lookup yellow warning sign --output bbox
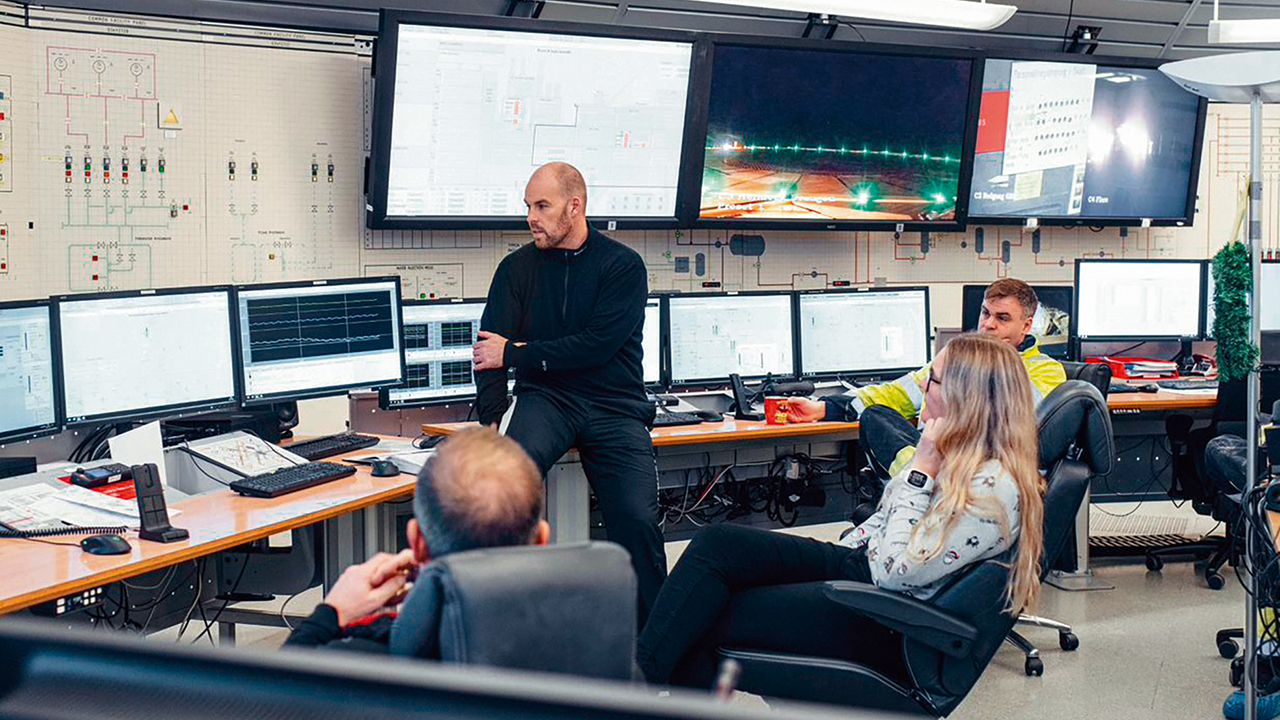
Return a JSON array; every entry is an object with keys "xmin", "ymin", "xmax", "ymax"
[{"xmin": 163, "ymin": 109, "xmax": 179, "ymax": 126}]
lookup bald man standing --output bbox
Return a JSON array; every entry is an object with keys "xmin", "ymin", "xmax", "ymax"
[{"xmin": 472, "ymin": 162, "xmax": 665, "ymax": 624}]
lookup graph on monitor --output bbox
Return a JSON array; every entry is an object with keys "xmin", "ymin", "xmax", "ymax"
[
  {"xmin": 668, "ymin": 294, "xmax": 793, "ymax": 384},
  {"xmin": 237, "ymin": 279, "xmax": 404, "ymax": 404},
  {"xmin": 381, "ymin": 21, "xmax": 693, "ymax": 222},
  {"xmin": 385, "ymin": 300, "xmax": 484, "ymax": 406},
  {"xmin": 245, "ymin": 292, "xmax": 396, "ymax": 364},
  {"xmin": 798, "ymin": 289, "xmax": 929, "ymax": 377}
]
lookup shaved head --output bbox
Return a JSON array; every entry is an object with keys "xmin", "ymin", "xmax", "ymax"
[{"xmin": 524, "ymin": 162, "xmax": 590, "ymax": 250}]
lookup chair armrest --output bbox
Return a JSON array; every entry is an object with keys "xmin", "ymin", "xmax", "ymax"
[{"xmin": 823, "ymin": 581, "xmax": 978, "ymax": 659}]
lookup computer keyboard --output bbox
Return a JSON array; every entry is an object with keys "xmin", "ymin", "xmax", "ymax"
[
  {"xmin": 652, "ymin": 411, "xmax": 705, "ymax": 428},
  {"xmin": 284, "ymin": 432, "xmax": 380, "ymax": 461},
  {"xmin": 229, "ymin": 461, "xmax": 357, "ymax": 498},
  {"xmin": 1107, "ymin": 382, "xmax": 1139, "ymax": 394},
  {"xmin": 1156, "ymin": 379, "xmax": 1219, "ymax": 390}
]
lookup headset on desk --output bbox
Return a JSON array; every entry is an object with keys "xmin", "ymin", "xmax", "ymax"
[{"xmin": 0, "ymin": 524, "xmax": 129, "ymax": 539}]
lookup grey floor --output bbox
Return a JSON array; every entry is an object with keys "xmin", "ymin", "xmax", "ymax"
[{"xmin": 170, "ymin": 509, "xmax": 1247, "ymax": 720}]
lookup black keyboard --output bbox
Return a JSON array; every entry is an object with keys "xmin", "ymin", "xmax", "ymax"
[
  {"xmin": 229, "ymin": 461, "xmax": 357, "ymax": 498},
  {"xmin": 652, "ymin": 411, "xmax": 705, "ymax": 428},
  {"xmin": 284, "ymin": 432, "xmax": 379, "ymax": 461},
  {"xmin": 1157, "ymin": 379, "xmax": 1219, "ymax": 390}
]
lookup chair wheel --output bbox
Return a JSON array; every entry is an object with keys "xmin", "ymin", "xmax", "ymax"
[
  {"xmin": 1220, "ymin": 639, "xmax": 1240, "ymax": 659},
  {"xmin": 1232, "ymin": 656, "xmax": 1245, "ymax": 686},
  {"xmin": 1207, "ymin": 571, "xmax": 1226, "ymax": 591},
  {"xmin": 1025, "ymin": 657, "xmax": 1044, "ymax": 676},
  {"xmin": 1146, "ymin": 555, "xmax": 1163, "ymax": 572},
  {"xmin": 1059, "ymin": 632, "xmax": 1079, "ymax": 651}
]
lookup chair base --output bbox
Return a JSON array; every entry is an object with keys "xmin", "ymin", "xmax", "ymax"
[
  {"xmin": 1004, "ymin": 616, "xmax": 1080, "ymax": 677},
  {"xmin": 1144, "ymin": 538, "xmax": 1230, "ymax": 590}
]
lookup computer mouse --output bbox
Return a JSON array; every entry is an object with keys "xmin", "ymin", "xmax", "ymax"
[
  {"xmin": 693, "ymin": 409, "xmax": 724, "ymax": 423},
  {"xmin": 370, "ymin": 459, "xmax": 400, "ymax": 477},
  {"xmin": 81, "ymin": 533, "xmax": 131, "ymax": 556},
  {"xmin": 1139, "ymin": 384, "xmax": 1160, "ymax": 393}
]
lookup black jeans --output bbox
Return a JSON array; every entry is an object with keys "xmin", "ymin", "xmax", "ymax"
[
  {"xmin": 504, "ymin": 389, "xmax": 667, "ymax": 626},
  {"xmin": 860, "ymin": 405, "xmax": 922, "ymax": 481},
  {"xmin": 636, "ymin": 523, "xmax": 901, "ymax": 689}
]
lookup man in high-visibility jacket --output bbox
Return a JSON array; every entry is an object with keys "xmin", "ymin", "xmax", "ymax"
[{"xmin": 788, "ymin": 278, "xmax": 1066, "ymax": 478}]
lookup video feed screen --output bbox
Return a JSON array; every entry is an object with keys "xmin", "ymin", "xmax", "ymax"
[
  {"xmin": 969, "ymin": 60, "xmax": 1201, "ymax": 221},
  {"xmin": 698, "ymin": 45, "xmax": 973, "ymax": 224}
]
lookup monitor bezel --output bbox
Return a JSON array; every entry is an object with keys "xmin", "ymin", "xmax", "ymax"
[
  {"xmin": 966, "ymin": 50, "xmax": 1209, "ymax": 228},
  {"xmin": 1073, "ymin": 258, "xmax": 1206, "ymax": 342},
  {"xmin": 366, "ymin": 10, "xmax": 709, "ymax": 231},
  {"xmin": 689, "ymin": 33, "xmax": 983, "ymax": 232},
  {"xmin": 51, "ymin": 285, "xmax": 241, "ymax": 427},
  {"xmin": 664, "ymin": 289, "xmax": 798, "ymax": 389},
  {"xmin": 0, "ymin": 299, "xmax": 63, "ymax": 444},
  {"xmin": 794, "ymin": 285, "xmax": 932, "ymax": 380},
  {"xmin": 379, "ymin": 296, "xmax": 486, "ymax": 410},
  {"xmin": 234, "ymin": 276, "xmax": 407, "ymax": 406}
]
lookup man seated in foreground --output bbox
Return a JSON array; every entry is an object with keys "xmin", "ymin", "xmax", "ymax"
[{"xmin": 284, "ymin": 427, "xmax": 549, "ymax": 649}]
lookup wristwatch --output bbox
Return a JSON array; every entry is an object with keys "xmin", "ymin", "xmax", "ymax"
[{"xmin": 906, "ymin": 469, "xmax": 932, "ymax": 489}]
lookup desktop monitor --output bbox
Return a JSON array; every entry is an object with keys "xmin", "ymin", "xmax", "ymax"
[
  {"xmin": 0, "ymin": 300, "xmax": 61, "ymax": 443},
  {"xmin": 1074, "ymin": 259, "xmax": 1204, "ymax": 340},
  {"xmin": 381, "ymin": 299, "xmax": 484, "ymax": 408},
  {"xmin": 368, "ymin": 11, "xmax": 703, "ymax": 230},
  {"xmin": 796, "ymin": 288, "xmax": 930, "ymax": 378},
  {"xmin": 667, "ymin": 292, "xmax": 794, "ymax": 385},
  {"xmin": 235, "ymin": 278, "xmax": 405, "ymax": 405},
  {"xmin": 968, "ymin": 56, "xmax": 1206, "ymax": 226},
  {"xmin": 54, "ymin": 287, "xmax": 239, "ymax": 426},
  {"xmin": 961, "ymin": 284, "xmax": 1074, "ymax": 359},
  {"xmin": 642, "ymin": 297, "xmax": 662, "ymax": 387},
  {"xmin": 695, "ymin": 39, "xmax": 979, "ymax": 230}
]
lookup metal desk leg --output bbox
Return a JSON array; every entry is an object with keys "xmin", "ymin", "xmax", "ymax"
[
  {"xmin": 218, "ymin": 619, "xmax": 236, "ymax": 646},
  {"xmin": 545, "ymin": 459, "xmax": 589, "ymax": 544},
  {"xmin": 1046, "ymin": 484, "xmax": 1115, "ymax": 591}
]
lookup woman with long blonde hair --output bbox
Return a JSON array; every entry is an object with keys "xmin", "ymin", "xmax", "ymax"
[{"xmin": 637, "ymin": 333, "xmax": 1045, "ymax": 688}]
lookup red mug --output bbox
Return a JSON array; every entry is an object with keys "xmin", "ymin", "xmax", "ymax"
[{"xmin": 764, "ymin": 397, "xmax": 790, "ymax": 425}]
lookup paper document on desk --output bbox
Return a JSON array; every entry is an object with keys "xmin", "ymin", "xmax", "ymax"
[
  {"xmin": 109, "ymin": 421, "xmax": 168, "ymax": 486},
  {"xmin": 29, "ymin": 484, "xmax": 180, "ymax": 527},
  {"xmin": 0, "ymin": 485, "xmax": 64, "ymax": 531}
]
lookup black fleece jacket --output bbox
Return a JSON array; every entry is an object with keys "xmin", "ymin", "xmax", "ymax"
[{"xmin": 475, "ymin": 226, "xmax": 653, "ymax": 426}]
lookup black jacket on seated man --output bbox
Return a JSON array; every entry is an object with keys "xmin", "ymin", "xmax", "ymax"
[{"xmin": 284, "ymin": 427, "xmax": 550, "ymax": 651}]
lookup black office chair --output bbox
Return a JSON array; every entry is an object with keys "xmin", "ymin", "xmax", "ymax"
[
  {"xmin": 389, "ymin": 542, "xmax": 638, "ymax": 681},
  {"xmin": 1061, "ymin": 360, "xmax": 1112, "ymax": 397},
  {"xmin": 1144, "ymin": 377, "xmax": 1248, "ymax": 589},
  {"xmin": 718, "ymin": 381, "xmax": 1113, "ymax": 715}
]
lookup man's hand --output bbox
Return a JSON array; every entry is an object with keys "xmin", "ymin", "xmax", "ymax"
[
  {"xmin": 472, "ymin": 331, "xmax": 509, "ymax": 371},
  {"xmin": 786, "ymin": 397, "xmax": 826, "ymax": 424},
  {"xmin": 912, "ymin": 418, "xmax": 948, "ymax": 478},
  {"xmin": 323, "ymin": 550, "xmax": 416, "ymax": 627}
]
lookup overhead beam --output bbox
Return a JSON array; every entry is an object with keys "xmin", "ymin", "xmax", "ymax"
[{"xmin": 1159, "ymin": 0, "xmax": 1204, "ymax": 57}]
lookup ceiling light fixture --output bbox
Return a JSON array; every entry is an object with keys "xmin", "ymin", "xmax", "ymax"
[
  {"xmin": 1208, "ymin": 0, "xmax": 1280, "ymax": 44},
  {"xmin": 702, "ymin": 0, "xmax": 1017, "ymax": 31}
]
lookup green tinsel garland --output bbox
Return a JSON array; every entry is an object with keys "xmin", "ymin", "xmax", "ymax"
[{"xmin": 1212, "ymin": 241, "xmax": 1259, "ymax": 381}]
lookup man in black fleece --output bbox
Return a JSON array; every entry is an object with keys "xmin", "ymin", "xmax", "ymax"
[{"xmin": 471, "ymin": 162, "xmax": 666, "ymax": 624}]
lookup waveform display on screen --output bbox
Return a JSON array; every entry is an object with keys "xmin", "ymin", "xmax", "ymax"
[
  {"xmin": 699, "ymin": 45, "xmax": 973, "ymax": 223},
  {"xmin": 247, "ymin": 292, "xmax": 396, "ymax": 363}
]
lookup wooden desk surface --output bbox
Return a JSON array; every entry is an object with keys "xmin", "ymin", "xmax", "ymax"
[
  {"xmin": 0, "ymin": 436, "xmax": 415, "ymax": 615},
  {"xmin": 420, "ymin": 419, "xmax": 861, "ymax": 448},
  {"xmin": 1105, "ymin": 389, "xmax": 1218, "ymax": 412}
]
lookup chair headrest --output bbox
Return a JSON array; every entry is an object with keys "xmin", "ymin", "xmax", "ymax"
[
  {"xmin": 1037, "ymin": 380, "xmax": 1115, "ymax": 476},
  {"xmin": 388, "ymin": 542, "xmax": 637, "ymax": 681},
  {"xmin": 1060, "ymin": 361, "xmax": 1112, "ymax": 396}
]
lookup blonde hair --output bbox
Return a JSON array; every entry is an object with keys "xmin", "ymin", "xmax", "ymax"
[{"xmin": 907, "ymin": 333, "xmax": 1045, "ymax": 613}]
